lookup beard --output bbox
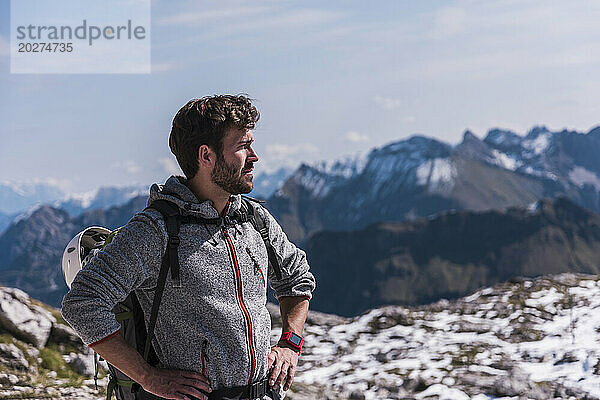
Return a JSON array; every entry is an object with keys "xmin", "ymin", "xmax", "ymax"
[{"xmin": 211, "ymin": 153, "xmax": 253, "ymax": 195}]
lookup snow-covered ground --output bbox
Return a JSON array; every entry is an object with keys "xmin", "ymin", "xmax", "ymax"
[{"xmin": 282, "ymin": 273, "xmax": 600, "ymax": 400}]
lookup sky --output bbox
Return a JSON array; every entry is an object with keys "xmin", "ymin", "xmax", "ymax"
[{"xmin": 1, "ymin": 0, "xmax": 600, "ymax": 193}]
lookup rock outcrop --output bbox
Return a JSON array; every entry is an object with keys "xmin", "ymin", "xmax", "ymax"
[
  {"xmin": 0, "ymin": 286, "xmax": 105, "ymax": 399},
  {"xmin": 0, "ymin": 287, "xmax": 55, "ymax": 348}
]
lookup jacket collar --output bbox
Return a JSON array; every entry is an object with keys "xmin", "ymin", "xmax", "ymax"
[{"xmin": 147, "ymin": 175, "xmax": 242, "ymax": 219}]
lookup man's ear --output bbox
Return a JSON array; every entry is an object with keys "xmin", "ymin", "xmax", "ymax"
[{"xmin": 198, "ymin": 145, "xmax": 214, "ymax": 168}]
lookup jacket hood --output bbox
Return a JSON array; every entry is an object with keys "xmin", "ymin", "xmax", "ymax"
[{"xmin": 147, "ymin": 175, "xmax": 242, "ymax": 219}]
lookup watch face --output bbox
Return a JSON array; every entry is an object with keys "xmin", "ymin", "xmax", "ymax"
[{"xmin": 289, "ymin": 333, "xmax": 302, "ymax": 346}]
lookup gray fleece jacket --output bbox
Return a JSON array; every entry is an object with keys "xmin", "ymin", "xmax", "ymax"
[{"xmin": 61, "ymin": 175, "xmax": 316, "ymax": 390}]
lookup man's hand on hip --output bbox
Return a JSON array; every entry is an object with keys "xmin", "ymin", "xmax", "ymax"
[
  {"xmin": 140, "ymin": 367, "xmax": 212, "ymax": 400},
  {"xmin": 89, "ymin": 333, "xmax": 211, "ymax": 400},
  {"xmin": 267, "ymin": 345, "xmax": 299, "ymax": 391}
]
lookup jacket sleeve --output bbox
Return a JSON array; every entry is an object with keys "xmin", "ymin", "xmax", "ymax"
[
  {"xmin": 61, "ymin": 211, "xmax": 166, "ymax": 346},
  {"xmin": 259, "ymin": 206, "xmax": 316, "ymax": 300}
]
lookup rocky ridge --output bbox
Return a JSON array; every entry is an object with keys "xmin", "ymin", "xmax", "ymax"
[
  {"xmin": 3, "ymin": 274, "xmax": 600, "ymax": 399},
  {"xmin": 283, "ymin": 273, "xmax": 600, "ymax": 400},
  {"xmin": 0, "ymin": 286, "xmax": 106, "ymax": 399}
]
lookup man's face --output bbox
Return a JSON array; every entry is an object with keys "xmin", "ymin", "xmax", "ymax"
[{"xmin": 211, "ymin": 127, "xmax": 259, "ymax": 195}]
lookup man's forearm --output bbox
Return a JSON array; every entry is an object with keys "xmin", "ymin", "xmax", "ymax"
[
  {"xmin": 91, "ymin": 332, "xmax": 211, "ymax": 399},
  {"xmin": 268, "ymin": 296, "xmax": 309, "ymax": 389},
  {"xmin": 90, "ymin": 332, "xmax": 153, "ymax": 384},
  {"xmin": 278, "ymin": 296, "xmax": 309, "ymax": 335}
]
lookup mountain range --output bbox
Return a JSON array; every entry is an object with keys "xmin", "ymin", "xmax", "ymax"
[
  {"xmin": 0, "ymin": 168, "xmax": 289, "ymax": 234},
  {"xmin": 305, "ymin": 196, "xmax": 600, "ymax": 316},
  {"xmin": 0, "ymin": 197, "xmax": 148, "ymax": 307},
  {"xmin": 1, "ymin": 189, "xmax": 598, "ymax": 317},
  {"xmin": 268, "ymin": 125, "xmax": 600, "ymax": 243},
  {"xmin": 3, "ymin": 124, "xmax": 600, "ymax": 315},
  {"xmin": 0, "ymin": 184, "xmax": 149, "ymax": 234}
]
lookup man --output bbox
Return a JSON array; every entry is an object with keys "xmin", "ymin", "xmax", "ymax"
[{"xmin": 61, "ymin": 95, "xmax": 316, "ymax": 400}]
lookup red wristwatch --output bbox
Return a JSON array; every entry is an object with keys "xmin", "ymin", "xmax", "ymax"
[{"xmin": 279, "ymin": 331, "xmax": 304, "ymax": 353}]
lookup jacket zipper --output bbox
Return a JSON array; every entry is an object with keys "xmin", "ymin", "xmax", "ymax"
[{"xmin": 222, "ymin": 227, "xmax": 256, "ymax": 385}]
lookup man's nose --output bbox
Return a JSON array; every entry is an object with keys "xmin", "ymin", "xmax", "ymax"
[{"xmin": 248, "ymin": 146, "xmax": 259, "ymax": 162}]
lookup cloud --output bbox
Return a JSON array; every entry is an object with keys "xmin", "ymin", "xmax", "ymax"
[
  {"xmin": 158, "ymin": 6, "xmax": 271, "ymax": 26},
  {"xmin": 159, "ymin": 157, "xmax": 181, "ymax": 175},
  {"xmin": 114, "ymin": 160, "xmax": 141, "ymax": 174},
  {"xmin": 228, "ymin": 9, "xmax": 342, "ymax": 34},
  {"xmin": 256, "ymin": 143, "xmax": 319, "ymax": 174},
  {"xmin": 374, "ymin": 96, "xmax": 402, "ymax": 110},
  {"xmin": 346, "ymin": 131, "xmax": 369, "ymax": 143},
  {"xmin": 261, "ymin": 143, "xmax": 319, "ymax": 169},
  {"xmin": 0, "ymin": 35, "xmax": 9, "ymax": 57},
  {"xmin": 170, "ymin": 7, "xmax": 344, "ymax": 46},
  {"xmin": 430, "ymin": 6, "xmax": 467, "ymax": 38},
  {"xmin": 265, "ymin": 143, "xmax": 318, "ymax": 159},
  {"xmin": 0, "ymin": 177, "xmax": 74, "ymax": 193}
]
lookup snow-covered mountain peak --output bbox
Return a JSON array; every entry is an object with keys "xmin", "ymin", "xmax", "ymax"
[
  {"xmin": 11, "ymin": 203, "xmax": 46, "ymax": 225},
  {"xmin": 376, "ymin": 135, "xmax": 451, "ymax": 158},
  {"xmin": 525, "ymin": 125, "xmax": 550, "ymax": 139},
  {"xmin": 284, "ymin": 135, "xmax": 458, "ymax": 202},
  {"xmin": 483, "ymin": 128, "xmax": 522, "ymax": 148},
  {"xmin": 56, "ymin": 185, "xmax": 148, "ymax": 216},
  {"xmin": 310, "ymin": 152, "xmax": 369, "ymax": 179},
  {"xmin": 522, "ymin": 127, "xmax": 552, "ymax": 156},
  {"xmin": 288, "ymin": 163, "xmax": 339, "ymax": 199}
]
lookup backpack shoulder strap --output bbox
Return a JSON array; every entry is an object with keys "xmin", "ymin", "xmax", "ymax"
[
  {"xmin": 241, "ymin": 198, "xmax": 283, "ymax": 281},
  {"xmin": 141, "ymin": 200, "xmax": 181, "ymax": 361}
]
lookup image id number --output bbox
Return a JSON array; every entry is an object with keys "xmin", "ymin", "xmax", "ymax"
[{"xmin": 18, "ymin": 43, "xmax": 73, "ymax": 53}]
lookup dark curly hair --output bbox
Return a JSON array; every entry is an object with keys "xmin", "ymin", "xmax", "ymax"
[{"xmin": 169, "ymin": 95, "xmax": 260, "ymax": 179}]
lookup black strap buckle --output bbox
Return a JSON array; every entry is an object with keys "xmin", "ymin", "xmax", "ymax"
[
  {"xmin": 258, "ymin": 227, "xmax": 269, "ymax": 240},
  {"xmin": 235, "ymin": 209, "xmax": 249, "ymax": 223},
  {"xmin": 249, "ymin": 379, "xmax": 267, "ymax": 399}
]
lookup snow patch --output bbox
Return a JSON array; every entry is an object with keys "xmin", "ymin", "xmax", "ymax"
[
  {"xmin": 525, "ymin": 287, "xmax": 563, "ymax": 308},
  {"xmin": 416, "ymin": 158, "xmax": 456, "ymax": 193},
  {"xmin": 297, "ymin": 169, "xmax": 331, "ymax": 198},
  {"xmin": 522, "ymin": 131, "xmax": 551, "ymax": 155},
  {"xmin": 415, "ymin": 384, "xmax": 470, "ymax": 400},
  {"xmin": 312, "ymin": 152, "xmax": 368, "ymax": 179},
  {"xmin": 12, "ymin": 203, "xmax": 44, "ymax": 224},
  {"xmin": 491, "ymin": 150, "xmax": 522, "ymax": 171},
  {"xmin": 293, "ymin": 273, "xmax": 600, "ymax": 399},
  {"xmin": 521, "ymin": 166, "xmax": 558, "ymax": 181},
  {"xmin": 569, "ymin": 166, "xmax": 600, "ymax": 190}
]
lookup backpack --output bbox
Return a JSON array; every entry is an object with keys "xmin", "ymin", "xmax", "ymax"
[{"xmin": 65, "ymin": 197, "xmax": 281, "ymax": 400}]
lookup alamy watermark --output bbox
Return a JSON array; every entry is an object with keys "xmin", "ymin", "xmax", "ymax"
[{"xmin": 11, "ymin": 0, "xmax": 151, "ymax": 74}]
